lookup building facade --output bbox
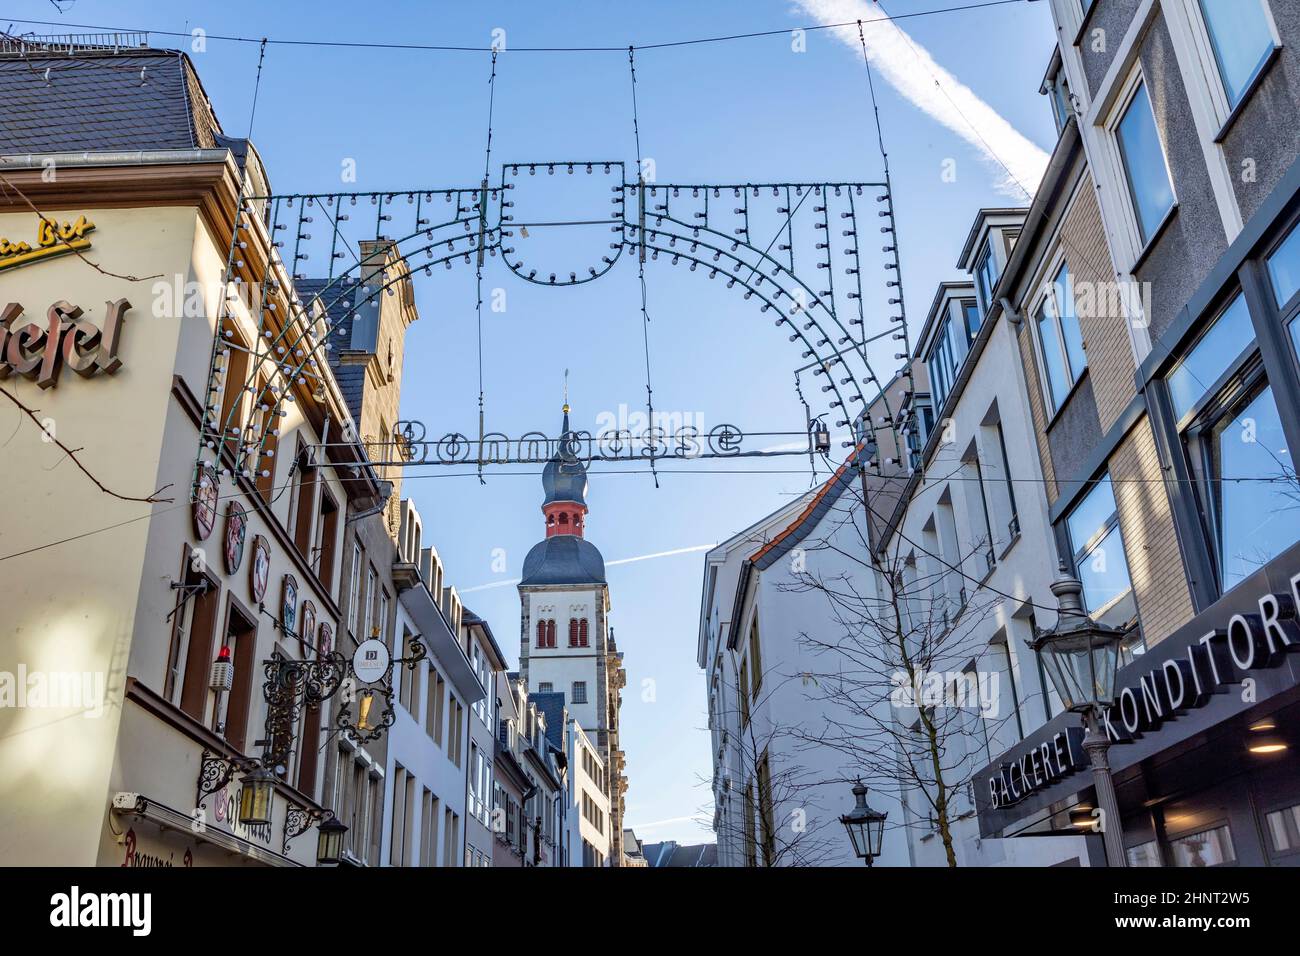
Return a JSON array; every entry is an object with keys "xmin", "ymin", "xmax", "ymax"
[
  {"xmin": 973, "ymin": 0, "xmax": 1300, "ymax": 867},
  {"xmin": 517, "ymin": 403, "xmax": 629, "ymax": 863}
]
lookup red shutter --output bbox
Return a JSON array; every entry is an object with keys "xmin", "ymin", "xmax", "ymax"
[
  {"xmin": 546, "ymin": 620, "xmax": 556, "ymax": 648},
  {"xmin": 569, "ymin": 618, "xmax": 579, "ymax": 647},
  {"xmin": 536, "ymin": 619, "xmax": 546, "ymax": 647},
  {"xmin": 579, "ymin": 618, "xmax": 589, "ymax": 647}
]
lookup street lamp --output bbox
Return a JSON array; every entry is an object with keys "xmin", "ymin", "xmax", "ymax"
[
  {"xmin": 1031, "ymin": 563, "xmax": 1128, "ymax": 867},
  {"xmin": 840, "ymin": 779, "xmax": 887, "ymax": 866},
  {"xmin": 238, "ymin": 767, "xmax": 277, "ymax": 828},
  {"xmin": 316, "ymin": 815, "xmax": 348, "ymax": 866}
]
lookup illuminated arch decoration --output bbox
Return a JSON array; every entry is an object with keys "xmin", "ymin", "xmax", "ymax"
[{"xmin": 192, "ymin": 160, "xmax": 911, "ymax": 497}]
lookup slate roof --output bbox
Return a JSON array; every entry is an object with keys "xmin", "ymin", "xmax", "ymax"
[
  {"xmin": 297, "ymin": 277, "xmax": 366, "ymax": 424},
  {"xmin": 529, "ymin": 691, "xmax": 567, "ymax": 750},
  {"xmin": 520, "ymin": 534, "xmax": 607, "ymax": 587},
  {"xmin": 0, "ymin": 47, "xmax": 221, "ymax": 154},
  {"xmin": 642, "ymin": 841, "xmax": 718, "ymax": 867},
  {"xmin": 749, "ymin": 444, "xmax": 863, "ymax": 571}
]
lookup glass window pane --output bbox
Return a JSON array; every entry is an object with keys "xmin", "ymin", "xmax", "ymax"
[
  {"xmin": 1117, "ymin": 82, "xmax": 1175, "ymax": 245},
  {"xmin": 1077, "ymin": 523, "xmax": 1132, "ymax": 613},
  {"xmin": 1067, "ymin": 475, "xmax": 1118, "ymax": 553},
  {"xmin": 1199, "ymin": 0, "xmax": 1274, "ymax": 107},
  {"xmin": 977, "ymin": 244, "xmax": 1000, "ymax": 314},
  {"xmin": 964, "ymin": 300, "xmax": 982, "ymax": 341},
  {"xmin": 1126, "ymin": 840, "xmax": 1162, "ymax": 867},
  {"xmin": 1211, "ymin": 385, "xmax": 1300, "ymax": 591},
  {"xmin": 1037, "ymin": 303, "xmax": 1070, "ymax": 410},
  {"xmin": 1167, "ymin": 293, "xmax": 1257, "ymax": 421},
  {"xmin": 1054, "ymin": 264, "xmax": 1088, "ymax": 381},
  {"xmin": 1265, "ymin": 804, "xmax": 1300, "ymax": 854},
  {"xmin": 1268, "ymin": 221, "xmax": 1300, "ymax": 308},
  {"xmin": 1170, "ymin": 824, "xmax": 1235, "ymax": 867}
]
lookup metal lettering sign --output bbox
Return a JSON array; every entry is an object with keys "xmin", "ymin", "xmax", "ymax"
[{"xmin": 340, "ymin": 419, "xmax": 830, "ymax": 468}]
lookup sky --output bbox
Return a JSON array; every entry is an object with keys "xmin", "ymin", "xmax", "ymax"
[{"xmin": 7, "ymin": 0, "xmax": 1060, "ymax": 844}]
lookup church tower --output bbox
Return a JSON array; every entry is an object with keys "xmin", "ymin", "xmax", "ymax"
[{"xmin": 519, "ymin": 402, "xmax": 627, "ymax": 865}]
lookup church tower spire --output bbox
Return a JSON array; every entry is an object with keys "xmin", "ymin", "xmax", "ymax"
[{"xmin": 541, "ymin": 396, "xmax": 588, "ymax": 539}]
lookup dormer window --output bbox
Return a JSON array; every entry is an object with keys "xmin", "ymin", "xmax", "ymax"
[{"xmin": 974, "ymin": 241, "xmax": 1001, "ymax": 318}]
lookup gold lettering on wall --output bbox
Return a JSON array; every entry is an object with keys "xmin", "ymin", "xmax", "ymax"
[{"xmin": 0, "ymin": 215, "xmax": 96, "ymax": 271}]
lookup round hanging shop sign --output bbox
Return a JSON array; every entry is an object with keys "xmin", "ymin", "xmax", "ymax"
[
  {"xmin": 192, "ymin": 464, "xmax": 218, "ymax": 541},
  {"xmin": 249, "ymin": 535, "xmax": 271, "ymax": 603},
  {"xmin": 223, "ymin": 502, "xmax": 248, "ymax": 574},
  {"xmin": 352, "ymin": 639, "xmax": 390, "ymax": 685}
]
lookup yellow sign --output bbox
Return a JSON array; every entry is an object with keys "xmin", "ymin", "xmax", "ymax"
[{"xmin": 0, "ymin": 215, "xmax": 96, "ymax": 272}]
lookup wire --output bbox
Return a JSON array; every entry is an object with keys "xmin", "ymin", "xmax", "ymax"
[
  {"xmin": 4, "ymin": 2, "xmax": 1028, "ymax": 55},
  {"xmin": 475, "ymin": 48, "xmax": 499, "ymax": 485},
  {"xmin": 629, "ymin": 45, "xmax": 658, "ymax": 489}
]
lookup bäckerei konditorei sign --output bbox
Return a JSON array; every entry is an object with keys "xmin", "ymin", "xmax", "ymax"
[
  {"xmin": 987, "ymin": 571, "xmax": 1300, "ymax": 810},
  {"xmin": 0, "ymin": 298, "xmax": 129, "ymax": 388}
]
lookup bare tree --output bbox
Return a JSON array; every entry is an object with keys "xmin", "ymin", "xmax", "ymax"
[{"xmin": 783, "ymin": 475, "xmax": 1019, "ymax": 867}]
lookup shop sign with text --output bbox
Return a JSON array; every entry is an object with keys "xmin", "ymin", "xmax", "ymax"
[{"xmin": 0, "ymin": 298, "xmax": 129, "ymax": 388}]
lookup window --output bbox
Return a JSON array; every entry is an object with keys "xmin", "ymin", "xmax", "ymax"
[
  {"xmin": 757, "ymin": 751, "xmax": 776, "ymax": 866},
  {"xmin": 315, "ymin": 490, "xmax": 340, "ymax": 592},
  {"xmin": 962, "ymin": 299, "xmax": 982, "ymax": 342},
  {"xmin": 987, "ymin": 424, "xmax": 1019, "ymax": 538},
  {"xmin": 975, "ymin": 242, "xmax": 1001, "ymax": 318},
  {"xmin": 1200, "ymin": 384, "xmax": 1297, "ymax": 591},
  {"xmin": 538, "ymin": 682, "xmax": 553, "ymax": 693},
  {"xmin": 443, "ymin": 808, "xmax": 459, "ymax": 867},
  {"xmin": 377, "ymin": 585, "xmax": 390, "ymax": 645},
  {"xmin": 1065, "ymin": 476, "xmax": 1133, "ymax": 622},
  {"xmin": 1269, "ymin": 219, "xmax": 1300, "ymax": 310},
  {"xmin": 1170, "ymin": 824, "xmax": 1236, "ymax": 867},
  {"xmin": 291, "ymin": 674, "xmax": 321, "ymax": 782},
  {"xmin": 1168, "ymin": 293, "xmax": 1300, "ymax": 593},
  {"xmin": 743, "ymin": 782, "xmax": 757, "ymax": 867},
  {"xmin": 427, "ymin": 668, "xmax": 445, "ymax": 746},
  {"xmin": 571, "ymin": 681, "xmax": 588, "ymax": 705},
  {"xmin": 252, "ymin": 380, "xmax": 279, "ymax": 503},
  {"xmin": 1035, "ymin": 261, "xmax": 1088, "ymax": 412},
  {"xmin": 448, "ymin": 697, "xmax": 464, "ymax": 766},
  {"xmin": 1115, "ymin": 80, "xmax": 1175, "ymax": 247},
  {"xmin": 568, "ymin": 618, "xmax": 579, "ymax": 647},
  {"xmin": 347, "ymin": 540, "xmax": 364, "ymax": 636},
  {"xmin": 1126, "ymin": 840, "xmax": 1163, "ymax": 867},
  {"xmin": 969, "ymin": 454, "xmax": 997, "ymax": 571},
  {"xmin": 926, "ymin": 300, "xmax": 974, "ymax": 413},
  {"xmin": 1045, "ymin": 67, "xmax": 1073, "ymax": 135},
  {"xmin": 578, "ymin": 618, "xmax": 589, "ymax": 647},
  {"xmin": 421, "ymin": 790, "xmax": 439, "ymax": 866},
  {"xmin": 1197, "ymin": 0, "xmax": 1275, "ymax": 109},
  {"xmin": 748, "ymin": 617, "xmax": 763, "ymax": 697},
  {"xmin": 536, "ymin": 618, "xmax": 556, "ymax": 648},
  {"xmin": 1265, "ymin": 803, "xmax": 1300, "ymax": 854},
  {"xmin": 738, "ymin": 657, "xmax": 751, "ymax": 726},
  {"xmin": 168, "ymin": 558, "xmax": 219, "ymax": 720},
  {"xmin": 1167, "ymin": 293, "xmax": 1256, "ymax": 422},
  {"xmin": 291, "ymin": 443, "xmax": 318, "ymax": 556},
  {"xmin": 363, "ymin": 564, "xmax": 378, "ymax": 637},
  {"xmin": 221, "ymin": 604, "xmax": 259, "ymax": 753}
]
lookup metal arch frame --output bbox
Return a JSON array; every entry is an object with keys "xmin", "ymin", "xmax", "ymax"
[{"xmin": 193, "ymin": 162, "xmax": 908, "ymax": 499}]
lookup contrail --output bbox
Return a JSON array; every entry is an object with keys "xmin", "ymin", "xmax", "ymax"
[
  {"xmin": 793, "ymin": 0, "xmax": 1049, "ymax": 198},
  {"xmin": 457, "ymin": 543, "xmax": 716, "ymax": 593},
  {"xmin": 606, "ymin": 543, "xmax": 716, "ymax": 566}
]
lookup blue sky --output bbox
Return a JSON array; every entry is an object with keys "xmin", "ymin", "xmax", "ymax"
[{"xmin": 11, "ymin": 0, "xmax": 1060, "ymax": 844}]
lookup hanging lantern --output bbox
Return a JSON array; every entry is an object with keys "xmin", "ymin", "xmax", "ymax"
[
  {"xmin": 238, "ymin": 768, "xmax": 277, "ymax": 827},
  {"xmin": 316, "ymin": 815, "xmax": 348, "ymax": 865}
]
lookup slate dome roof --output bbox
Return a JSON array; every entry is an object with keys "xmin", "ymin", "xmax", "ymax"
[
  {"xmin": 542, "ymin": 453, "xmax": 588, "ymax": 506},
  {"xmin": 520, "ymin": 535, "xmax": 606, "ymax": 587}
]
